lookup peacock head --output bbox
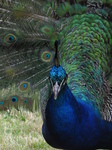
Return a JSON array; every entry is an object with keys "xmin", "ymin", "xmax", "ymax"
[
  {"xmin": 49, "ymin": 40, "xmax": 68, "ymax": 100},
  {"xmin": 49, "ymin": 65, "xmax": 68, "ymax": 100}
]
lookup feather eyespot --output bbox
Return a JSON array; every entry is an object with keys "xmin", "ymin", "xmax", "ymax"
[
  {"xmin": 0, "ymin": 101, "xmax": 4, "ymax": 105},
  {"xmin": 19, "ymin": 81, "xmax": 30, "ymax": 92},
  {"xmin": 4, "ymin": 34, "xmax": 17, "ymax": 44},
  {"xmin": 22, "ymin": 98, "xmax": 33, "ymax": 110},
  {"xmin": 12, "ymin": 96, "xmax": 17, "ymax": 102},
  {"xmin": 41, "ymin": 26, "xmax": 53, "ymax": 35},
  {"xmin": 24, "ymin": 99, "xmax": 28, "ymax": 104},
  {"xmin": 9, "ymin": 95, "xmax": 20, "ymax": 103},
  {"xmin": 41, "ymin": 51, "xmax": 52, "ymax": 62}
]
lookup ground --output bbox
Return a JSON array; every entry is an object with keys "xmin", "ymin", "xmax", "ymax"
[{"xmin": 0, "ymin": 108, "xmax": 59, "ymax": 150}]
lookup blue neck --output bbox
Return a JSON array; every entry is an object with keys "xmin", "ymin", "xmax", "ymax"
[{"xmin": 43, "ymin": 84, "xmax": 112, "ymax": 149}]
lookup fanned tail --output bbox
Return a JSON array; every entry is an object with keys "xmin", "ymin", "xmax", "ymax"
[{"xmin": 0, "ymin": 0, "xmax": 59, "ymax": 111}]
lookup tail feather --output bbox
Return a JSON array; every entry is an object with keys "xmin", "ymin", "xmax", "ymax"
[
  {"xmin": 0, "ymin": 96, "xmax": 34, "ymax": 111},
  {"xmin": 0, "ymin": 0, "xmax": 56, "ymax": 109}
]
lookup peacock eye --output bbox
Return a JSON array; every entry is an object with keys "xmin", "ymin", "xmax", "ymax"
[
  {"xmin": 41, "ymin": 51, "xmax": 52, "ymax": 62},
  {"xmin": 4, "ymin": 34, "xmax": 17, "ymax": 44},
  {"xmin": 24, "ymin": 99, "xmax": 28, "ymax": 104},
  {"xmin": 9, "ymin": 95, "xmax": 20, "ymax": 103},
  {"xmin": 12, "ymin": 96, "xmax": 18, "ymax": 102},
  {"xmin": 19, "ymin": 81, "xmax": 30, "ymax": 92}
]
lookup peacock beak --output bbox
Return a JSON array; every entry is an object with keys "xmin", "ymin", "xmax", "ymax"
[
  {"xmin": 49, "ymin": 75, "xmax": 68, "ymax": 100},
  {"xmin": 53, "ymin": 81, "xmax": 60, "ymax": 100}
]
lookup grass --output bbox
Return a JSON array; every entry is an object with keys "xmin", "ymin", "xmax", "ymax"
[
  {"xmin": 0, "ymin": 108, "xmax": 59, "ymax": 150},
  {"xmin": 0, "ymin": 108, "xmax": 105, "ymax": 150}
]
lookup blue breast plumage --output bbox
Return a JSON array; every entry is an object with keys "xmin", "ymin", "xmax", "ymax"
[{"xmin": 42, "ymin": 65, "xmax": 112, "ymax": 150}]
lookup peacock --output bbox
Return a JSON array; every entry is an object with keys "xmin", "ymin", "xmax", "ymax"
[{"xmin": 0, "ymin": 0, "xmax": 112, "ymax": 149}]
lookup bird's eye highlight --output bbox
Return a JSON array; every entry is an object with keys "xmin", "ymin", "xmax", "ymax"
[
  {"xmin": 41, "ymin": 51, "xmax": 52, "ymax": 62},
  {"xmin": 4, "ymin": 34, "xmax": 17, "ymax": 44}
]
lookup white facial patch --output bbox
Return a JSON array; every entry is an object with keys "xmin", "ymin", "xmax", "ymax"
[{"xmin": 53, "ymin": 81, "xmax": 60, "ymax": 100}]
